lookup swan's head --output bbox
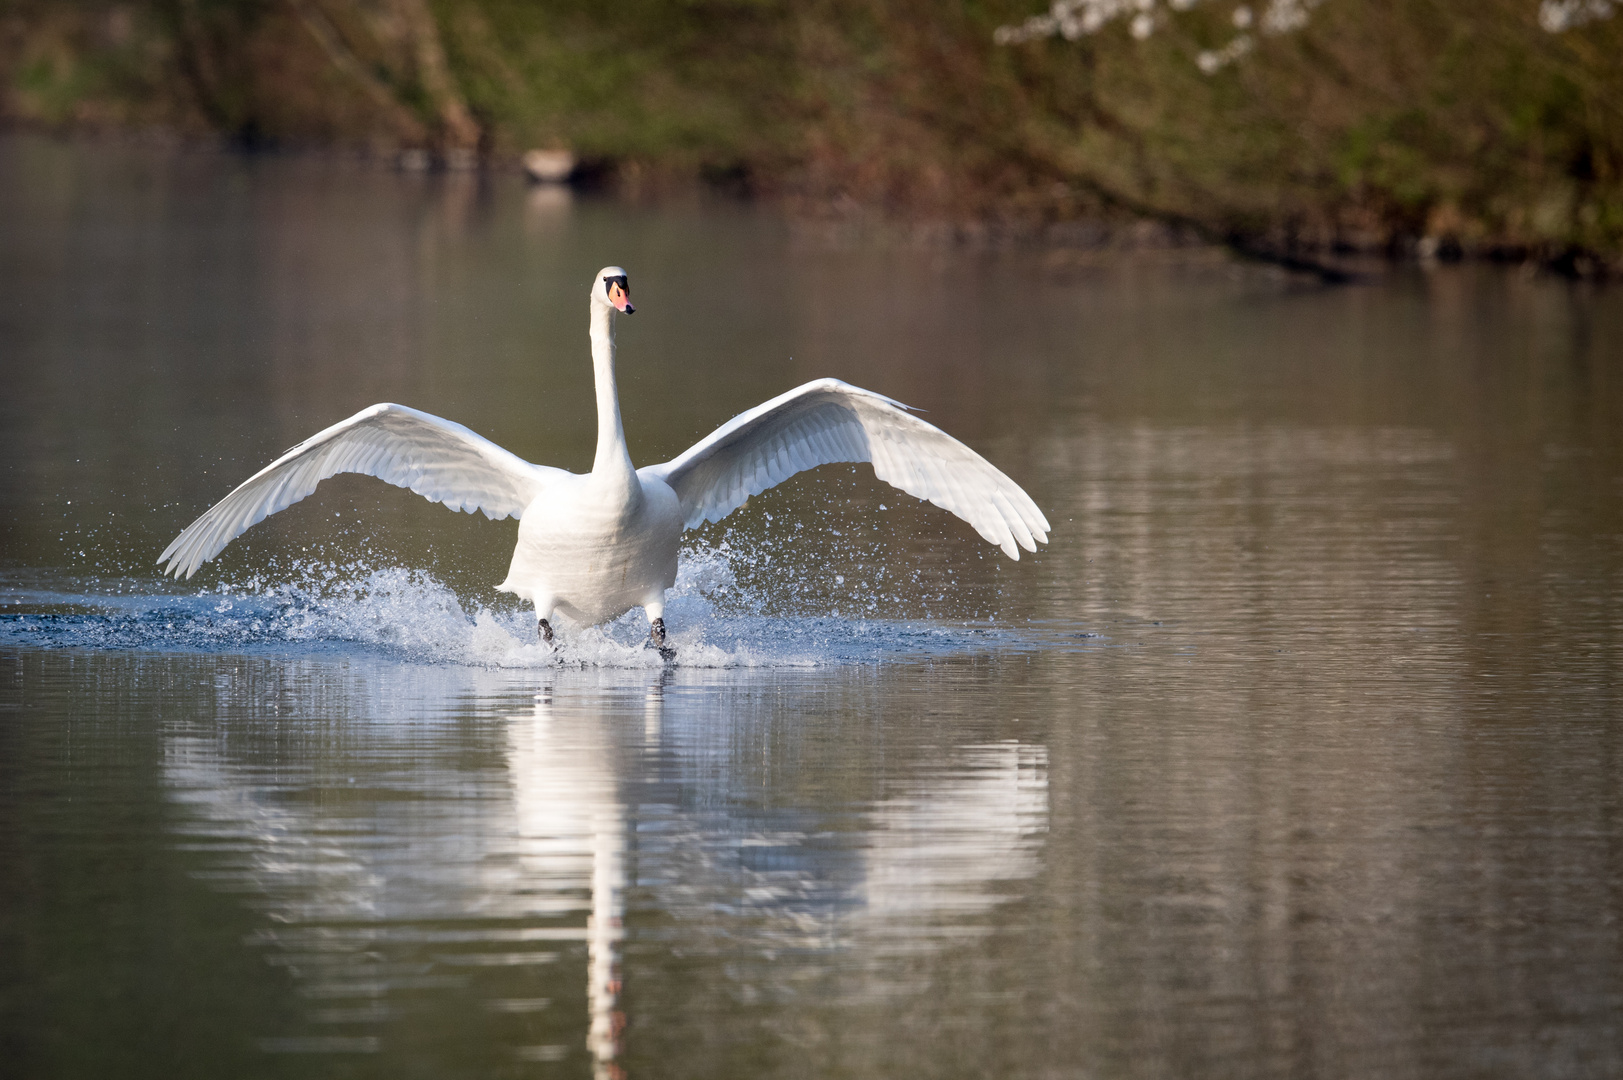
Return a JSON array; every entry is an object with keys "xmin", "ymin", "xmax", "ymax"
[{"xmin": 592, "ymin": 266, "xmax": 634, "ymax": 314}]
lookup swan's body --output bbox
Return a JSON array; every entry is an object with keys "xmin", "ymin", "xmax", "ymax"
[
  {"xmin": 159, "ymin": 267, "xmax": 1050, "ymax": 651},
  {"xmin": 503, "ymin": 464, "xmax": 683, "ymax": 627}
]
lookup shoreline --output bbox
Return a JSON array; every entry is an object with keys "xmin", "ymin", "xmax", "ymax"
[{"xmin": 3, "ymin": 123, "xmax": 1614, "ymax": 284}]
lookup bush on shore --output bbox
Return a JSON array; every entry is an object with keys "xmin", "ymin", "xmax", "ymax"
[{"xmin": 1, "ymin": 0, "xmax": 1618, "ymax": 271}]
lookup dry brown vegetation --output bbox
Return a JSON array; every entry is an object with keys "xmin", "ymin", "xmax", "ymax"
[{"xmin": 2, "ymin": 0, "xmax": 1619, "ymax": 271}]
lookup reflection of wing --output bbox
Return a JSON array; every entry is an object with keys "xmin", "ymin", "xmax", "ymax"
[
  {"xmin": 860, "ymin": 742, "xmax": 1048, "ymax": 929},
  {"xmin": 159, "ymin": 404, "xmax": 564, "ymax": 578},
  {"xmin": 641, "ymin": 379, "xmax": 1050, "ymax": 559},
  {"xmin": 158, "ymin": 661, "xmax": 604, "ymax": 1004},
  {"xmin": 632, "ymin": 733, "xmax": 1049, "ymax": 957}
]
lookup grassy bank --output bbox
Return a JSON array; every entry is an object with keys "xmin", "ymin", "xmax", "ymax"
[{"xmin": 3, "ymin": 0, "xmax": 1620, "ymax": 271}]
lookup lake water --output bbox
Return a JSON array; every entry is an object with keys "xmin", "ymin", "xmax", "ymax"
[{"xmin": 2, "ymin": 134, "xmax": 1621, "ymax": 1079}]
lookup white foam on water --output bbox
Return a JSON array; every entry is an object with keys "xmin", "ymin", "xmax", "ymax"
[{"xmin": 0, "ymin": 543, "xmax": 1011, "ymax": 667}]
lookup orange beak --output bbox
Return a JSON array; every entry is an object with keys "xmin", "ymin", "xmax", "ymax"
[{"xmin": 607, "ymin": 279, "xmax": 635, "ymax": 314}]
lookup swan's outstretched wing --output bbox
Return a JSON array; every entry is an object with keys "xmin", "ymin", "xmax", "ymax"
[
  {"xmin": 641, "ymin": 379, "xmax": 1049, "ymax": 559},
  {"xmin": 158, "ymin": 403, "xmax": 563, "ymax": 578}
]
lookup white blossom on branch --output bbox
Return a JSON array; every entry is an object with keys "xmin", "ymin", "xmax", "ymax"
[
  {"xmin": 995, "ymin": 0, "xmax": 1614, "ymax": 74},
  {"xmin": 1196, "ymin": 32, "xmax": 1253, "ymax": 72},
  {"xmin": 993, "ymin": 0, "xmax": 1320, "ymax": 50},
  {"xmin": 1538, "ymin": 0, "xmax": 1618, "ymax": 31}
]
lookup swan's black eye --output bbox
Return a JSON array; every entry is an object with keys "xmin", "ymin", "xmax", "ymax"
[{"xmin": 603, "ymin": 275, "xmax": 628, "ymax": 296}]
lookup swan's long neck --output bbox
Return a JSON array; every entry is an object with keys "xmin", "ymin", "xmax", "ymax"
[{"xmin": 589, "ymin": 302, "xmax": 635, "ymax": 480}]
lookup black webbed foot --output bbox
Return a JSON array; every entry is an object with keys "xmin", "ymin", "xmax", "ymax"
[
  {"xmin": 646, "ymin": 617, "xmax": 676, "ymax": 662},
  {"xmin": 538, "ymin": 618, "xmax": 554, "ymax": 645}
]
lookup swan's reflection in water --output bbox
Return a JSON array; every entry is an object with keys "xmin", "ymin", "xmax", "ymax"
[
  {"xmin": 506, "ymin": 686, "xmax": 629, "ymax": 1075},
  {"xmin": 162, "ymin": 663, "xmax": 1047, "ymax": 1074}
]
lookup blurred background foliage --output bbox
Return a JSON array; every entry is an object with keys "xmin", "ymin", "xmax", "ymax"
[{"xmin": 1, "ymin": 0, "xmax": 1619, "ymax": 268}]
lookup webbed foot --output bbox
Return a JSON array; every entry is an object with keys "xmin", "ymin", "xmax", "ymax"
[
  {"xmin": 538, "ymin": 618, "xmax": 554, "ymax": 646},
  {"xmin": 646, "ymin": 617, "xmax": 676, "ymax": 662}
]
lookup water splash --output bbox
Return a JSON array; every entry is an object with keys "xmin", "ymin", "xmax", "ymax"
[{"xmin": 0, "ymin": 543, "xmax": 1018, "ymax": 667}]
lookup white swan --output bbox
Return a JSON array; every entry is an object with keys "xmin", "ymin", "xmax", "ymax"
[{"xmin": 158, "ymin": 267, "xmax": 1050, "ymax": 654}]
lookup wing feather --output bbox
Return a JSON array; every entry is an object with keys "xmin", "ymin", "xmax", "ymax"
[
  {"xmin": 641, "ymin": 379, "xmax": 1048, "ymax": 560},
  {"xmin": 158, "ymin": 403, "xmax": 562, "ymax": 579}
]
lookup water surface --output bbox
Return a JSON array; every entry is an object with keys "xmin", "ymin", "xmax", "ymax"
[{"xmin": 2, "ymin": 134, "xmax": 1621, "ymax": 1079}]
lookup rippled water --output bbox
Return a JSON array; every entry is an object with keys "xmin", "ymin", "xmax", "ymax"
[{"xmin": 3, "ymin": 134, "xmax": 1622, "ymax": 1079}]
